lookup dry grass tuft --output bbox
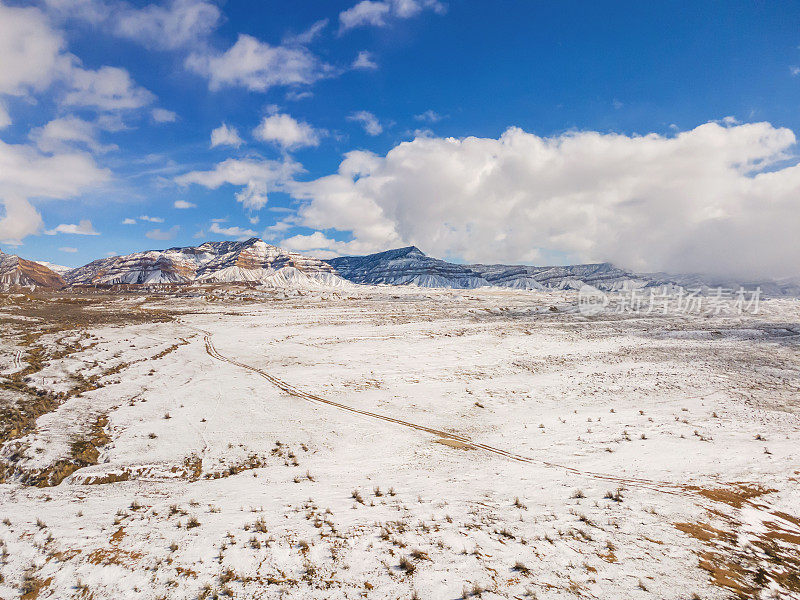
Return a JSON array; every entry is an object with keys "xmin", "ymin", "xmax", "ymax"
[
  {"xmin": 398, "ymin": 556, "xmax": 416, "ymax": 574},
  {"xmin": 513, "ymin": 560, "xmax": 531, "ymax": 574},
  {"xmin": 410, "ymin": 549, "xmax": 430, "ymax": 561}
]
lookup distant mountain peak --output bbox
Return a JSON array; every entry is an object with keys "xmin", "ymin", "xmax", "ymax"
[
  {"xmin": 34, "ymin": 260, "xmax": 72, "ymax": 276},
  {"xmin": 326, "ymin": 249, "xmax": 659, "ymax": 292},
  {"xmin": 327, "ymin": 245, "xmax": 488, "ymax": 289},
  {"xmin": 343, "ymin": 245, "xmax": 427, "ymax": 262}
]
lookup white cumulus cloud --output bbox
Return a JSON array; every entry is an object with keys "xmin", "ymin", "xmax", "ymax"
[
  {"xmin": 45, "ymin": 219, "xmax": 99, "ymax": 235},
  {"xmin": 234, "ymin": 181, "xmax": 269, "ymax": 211},
  {"xmin": 339, "ymin": 1, "xmax": 391, "ymax": 31},
  {"xmin": 0, "ymin": 3, "xmax": 67, "ymax": 96},
  {"xmin": 30, "ymin": 116, "xmax": 117, "ymax": 154},
  {"xmin": 174, "ymin": 200, "xmax": 196, "ymax": 209},
  {"xmin": 176, "ymin": 157, "xmax": 302, "ymax": 213},
  {"xmin": 0, "ymin": 3, "xmax": 154, "ymax": 114},
  {"xmin": 176, "ymin": 157, "xmax": 300, "ymax": 189},
  {"xmin": 280, "ymin": 231, "xmax": 374, "ymax": 259},
  {"xmin": 151, "ymin": 108, "xmax": 177, "ymax": 123},
  {"xmin": 0, "ymin": 139, "xmax": 109, "ymax": 244},
  {"xmin": 253, "ymin": 113, "xmax": 321, "ymax": 150},
  {"xmin": 286, "ymin": 121, "xmax": 800, "ymax": 279},
  {"xmin": 63, "ymin": 65, "xmax": 155, "ymax": 111}
]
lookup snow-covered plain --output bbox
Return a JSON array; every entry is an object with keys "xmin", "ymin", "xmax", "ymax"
[{"xmin": 0, "ymin": 287, "xmax": 799, "ymax": 599}]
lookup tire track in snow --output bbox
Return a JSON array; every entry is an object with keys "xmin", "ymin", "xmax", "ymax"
[{"xmin": 201, "ymin": 331, "xmax": 688, "ymax": 496}]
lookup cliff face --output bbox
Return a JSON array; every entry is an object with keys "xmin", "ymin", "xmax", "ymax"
[
  {"xmin": 327, "ymin": 247, "xmax": 648, "ymax": 291},
  {"xmin": 64, "ymin": 238, "xmax": 345, "ymax": 287},
  {"xmin": 467, "ymin": 262, "xmax": 647, "ymax": 291},
  {"xmin": 20, "ymin": 240, "xmax": 800, "ymax": 295},
  {"xmin": 327, "ymin": 247, "xmax": 800, "ymax": 294},
  {"xmin": 0, "ymin": 251, "xmax": 65, "ymax": 288},
  {"xmin": 328, "ymin": 246, "xmax": 490, "ymax": 289}
]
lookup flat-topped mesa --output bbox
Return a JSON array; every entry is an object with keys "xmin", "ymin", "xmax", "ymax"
[
  {"xmin": 326, "ymin": 246, "xmax": 638, "ymax": 290},
  {"xmin": 326, "ymin": 247, "xmax": 684, "ymax": 291},
  {"xmin": 467, "ymin": 261, "xmax": 645, "ymax": 291},
  {"xmin": 327, "ymin": 246, "xmax": 490, "ymax": 288},
  {"xmin": 64, "ymin": 238, "xmax": 345, "ymax": 288},
  {"xmin": 376, "ymin": 246, "xmax": 426, "ymax": 259},
  {"xmin": 0, "ymin": 250, "xmax": 65, "ymax": 289},
  {"xmin": 326, "ymin": 245, "xmax": 646, "ymax": 290}
]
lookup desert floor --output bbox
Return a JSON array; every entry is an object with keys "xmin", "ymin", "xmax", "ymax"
[{"xmin": 1, "ymin": 287, "xmax": 798, "ymax": 599}]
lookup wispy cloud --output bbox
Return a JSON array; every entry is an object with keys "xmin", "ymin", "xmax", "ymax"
[
  {"xmin": 209, "ymin": 222, "xmax": 257, "ymax": 239},
  {"xmin": 210, "ymin": 123, "xmax": 243, "ymax": 148},
  {"xmin": 414, "ymin": 109, "xmax": 442, "ymax": 123},
  {"xmin": 338, "ymin": 0, "xmax": 446, "ymax": 33},
  {"xmin": 347, "ymin": 111, "xmax": 382, "ymax": 135},
  {"xmin": 145, "ymin": 225, "xmax": 179, "ymax": 240},
  {"xmin": 186, "ymin": 34, "xmax": 335, "ymax": 92},
  {"xmin": 151, "ymin": 108, "xmax": 177, "ymax": 122},
  {"xmin": 283, "ymin": 19, "xmax": 328, "ymax": 45}
]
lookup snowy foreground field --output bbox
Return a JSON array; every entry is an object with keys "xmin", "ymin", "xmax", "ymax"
[{"xmin": 0, "ymin": 287, "xmax": 799, "ymax": 600}]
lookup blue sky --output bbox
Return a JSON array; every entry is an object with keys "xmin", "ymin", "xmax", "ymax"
[{"xmin": 2, "ymin": 0, "xmax": 800, "ymax": 277}]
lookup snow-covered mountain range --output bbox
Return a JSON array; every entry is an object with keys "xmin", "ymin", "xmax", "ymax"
[
  {"xmin": 327, "ymin": 246, "xmax": 651, "ymax": 291},
  {"xmin": 327, "ymin": 246, "xmax": 800, "ymax": 295},
  {"xmin": 64, "ymin": 238, "xmax": 347, "ymax": 288},
  {"xmin": 468, "ymin": 262, "xmax": 646, "ymax": 291},
  {"xmin": 2, "ymin": 240, "xmax": 798, "ymax": 295}
]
